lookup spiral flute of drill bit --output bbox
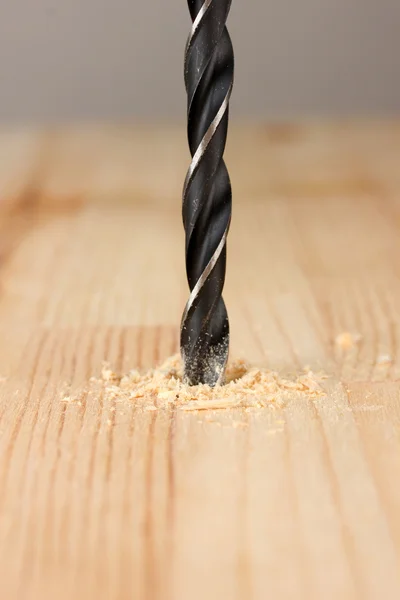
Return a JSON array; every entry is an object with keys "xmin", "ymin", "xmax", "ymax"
[{"xmin": 181, "ymin": 0, "xmax": 234, "ymax": 386}]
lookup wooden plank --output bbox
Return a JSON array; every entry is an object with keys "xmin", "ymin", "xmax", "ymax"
[{"xmin": 0, "ymin": 122, "xmax": 400, "ymax": 599}]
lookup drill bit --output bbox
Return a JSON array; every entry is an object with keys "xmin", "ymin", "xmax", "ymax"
[{"xmin": 181, "ymin": 0, "xmax": 234, "ymax": 386}]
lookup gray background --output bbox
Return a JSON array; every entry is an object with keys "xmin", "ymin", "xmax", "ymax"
[{"xmin": 0, "ymin": 0, "xmax": 399, "ymax": 123}]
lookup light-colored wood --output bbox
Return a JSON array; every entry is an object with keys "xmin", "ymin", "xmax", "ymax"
[{"xmin": 1, "ymin": 121, "xmax": 400, "ymax": 600}]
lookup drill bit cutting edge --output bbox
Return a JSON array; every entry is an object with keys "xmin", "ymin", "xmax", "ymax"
[{"xmin": 181, "ymin": 0, "xmax": 234, "ymax": 386}]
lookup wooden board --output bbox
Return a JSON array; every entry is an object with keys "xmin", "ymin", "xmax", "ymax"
[{"xmin": 1, "ymin": 122, "xmax": 400, "ymax": 600}]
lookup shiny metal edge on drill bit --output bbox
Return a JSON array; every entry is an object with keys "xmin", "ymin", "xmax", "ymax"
[{"xmin": 182, "ymin": 81, "xmax": 233, "ymax": 201}]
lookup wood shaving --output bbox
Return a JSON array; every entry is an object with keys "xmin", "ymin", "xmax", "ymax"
[
  {"xmin": 61, "ymin": 396, "xmax": 72, "ymax": 403},
  {"xmin": 335, "ymin": 332, "xmax": 361, "ymax": 349},
  {"xmin": 101, "ymin": 364, "xmax": 119, "ymax": 383},
  {"xmin": 376, "ymin": 354, "xmax": 392, "ymax": 365},
  {"xmin": 182, "ymin": 397, "xmax": 243, "ymax": 411},
  {"xmin": 97, "ymin": 354, "xmax": 327, "ymax": 411}
]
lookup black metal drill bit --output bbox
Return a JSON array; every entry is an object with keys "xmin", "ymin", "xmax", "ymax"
[{"xmin": 181, "ymin": 0, "xmax": 234, "ymax": 386}]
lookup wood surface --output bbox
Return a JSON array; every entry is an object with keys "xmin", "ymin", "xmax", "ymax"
[{"xmin": 1, "ymin": 122, "xmax": 400, "ymax": 600}]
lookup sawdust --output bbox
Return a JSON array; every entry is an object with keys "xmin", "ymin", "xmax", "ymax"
[{"xmin": 88, "ymin": 354, "xmax": 328, "ymax": 412}]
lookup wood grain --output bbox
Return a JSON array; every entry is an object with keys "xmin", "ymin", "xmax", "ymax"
[{"xmin": 1, "ymin": 122, "xmax": 400, "ymax": 599}]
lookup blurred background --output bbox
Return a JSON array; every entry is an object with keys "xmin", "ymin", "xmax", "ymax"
[{"xmin": 0, "ymin": 0, "xmax": 399, "ymax": 124}]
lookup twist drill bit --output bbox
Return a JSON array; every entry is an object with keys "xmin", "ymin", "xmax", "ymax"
[{"xmin": 181, "ymin": 0, "xmax": 234, "ymax": 386}]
